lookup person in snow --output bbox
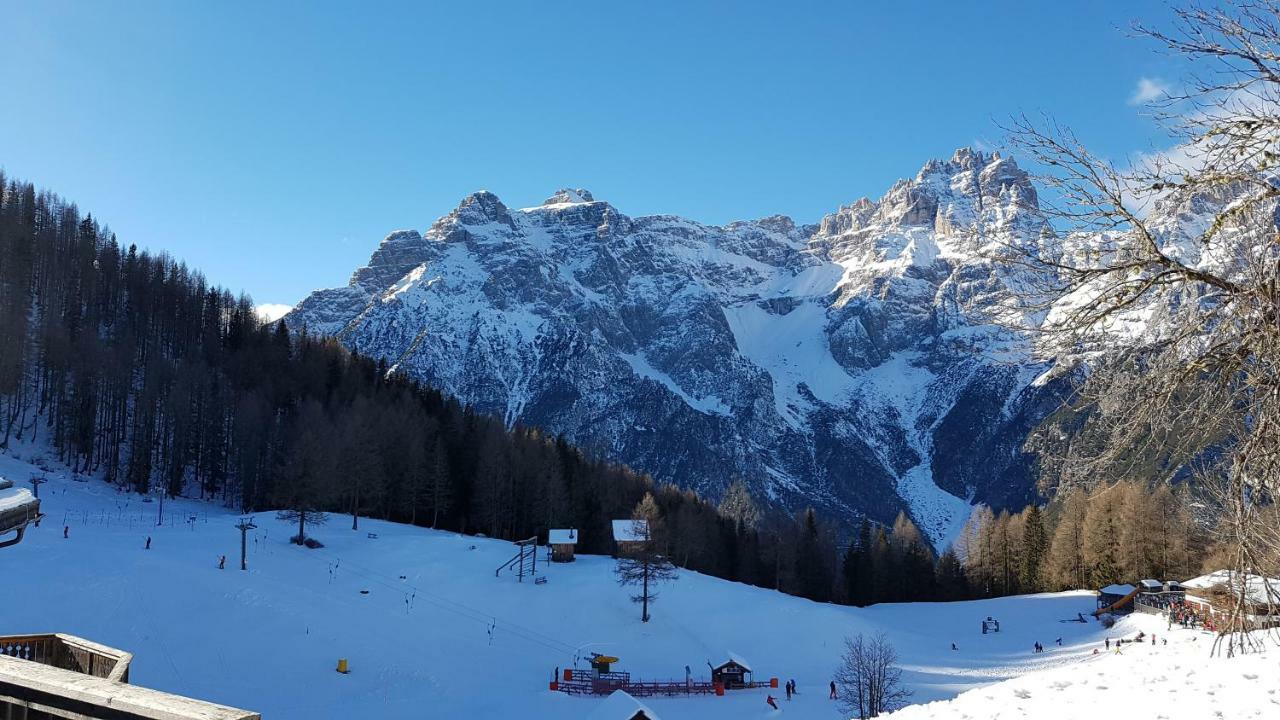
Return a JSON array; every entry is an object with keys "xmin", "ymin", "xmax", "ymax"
[
  {"xmin": 785, "ymin": 681, "xmax": 792, "ymax": 701},
  {"xmin": 145, "ymin": 536, "xmax": 151, "ymax": 550},
  {"xmin": 218, "ymin": 555, "xmax": 226, "ymax": 570},
  {"xmin": 951, "ymin": 642, "xmax": 958, "ymax": 651},
  {"xmin": 766, "ymin": 695, "xmax": 778, "ymax": 710},
  {"xmin": 1055, "ymin": 637, "xmax": 1062, "ymax": 646},
  {"xmin": 63, "ymin": 526, "xmax": 68, "ymax": 539},
  {"xmin": 1151, "ymin": 634, "xmax": 1156, "ymax": 645},
  {"xmin": 829, "ymin": 680, "xmax": 837, "ymax": 699},
  {"xmin": 790, "ymin": 679, "xmax": 797, "ymax": 694},
  {"xmin": 1105, "ymin": 638, "xmax": 1110, "ymax": 650}
]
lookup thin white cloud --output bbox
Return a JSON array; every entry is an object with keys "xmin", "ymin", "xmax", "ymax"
[
  {"xmin": 255, "ymin": 303, "xmax": 294, "ymax": 322},
  {"xmin": 1129, "ymin": 77, "xmax": 1171, "ymax": 105}
]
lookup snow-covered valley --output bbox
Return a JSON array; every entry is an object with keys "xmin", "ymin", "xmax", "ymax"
[{"xmin": 3, "ymin": 449, "xmax": 1272, "ymax": 720}]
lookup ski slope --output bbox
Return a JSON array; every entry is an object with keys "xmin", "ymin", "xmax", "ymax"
[
  {"xmin": 884, "ymin": 612, "xmax": 1278, "ymax": 719},
  {"xmin": 0, "ymin": 449, "xmax": 1264, "ymax": 719}
]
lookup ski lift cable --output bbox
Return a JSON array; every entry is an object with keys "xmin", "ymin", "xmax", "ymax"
[
  {"xmin": 292, "ymin": 544, "xmax": 577, "ymax": 656},
  {"xmin": 293, "ymin": 547, "xmax": 570, "ymax": 655}
]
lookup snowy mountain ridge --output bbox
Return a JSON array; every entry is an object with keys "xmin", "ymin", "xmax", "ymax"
[{"xmin": 288, "ymin": 149, "xmax": 1076, "ymax": 548}]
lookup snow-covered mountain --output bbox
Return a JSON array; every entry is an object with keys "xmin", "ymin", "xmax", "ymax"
[{"xmin": 288, "ymin": 149, "xmax": 1077, "ymax": 548}]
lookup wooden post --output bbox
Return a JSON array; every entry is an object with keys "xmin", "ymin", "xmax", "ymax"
[{"xmin": 236, "ymin": 517, "xmax": 257, "ymax": 571}]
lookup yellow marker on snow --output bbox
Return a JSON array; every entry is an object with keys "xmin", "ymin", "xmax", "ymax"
[{"xmin": 337, "ymin": 658, "xmax": 349, "ymax": 674}]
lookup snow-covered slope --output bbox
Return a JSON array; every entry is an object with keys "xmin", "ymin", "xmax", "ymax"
[
  {"xmin": 3, "ymin": 448, "xmax": 1235, "ymax": 720},
  {"xmin": 287, "ymin": 151, "xmax": 1075, "ymax": 547},
  {"xmin": 884, "ymin": 612, "xmax": 1278, "ymax": 720}
]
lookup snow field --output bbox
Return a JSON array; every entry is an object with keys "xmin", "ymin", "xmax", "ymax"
[{"xmin": 1, "ymin": 449, "xmax": 1261, "ymax": 719}]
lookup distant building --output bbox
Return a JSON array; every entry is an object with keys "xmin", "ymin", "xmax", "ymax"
[
  {"xmin": 710, "ymin": 654, "xmax": 752, "ymax": 689},
  {"xmin": 548, "ymin": 528, "xmax": 577, "ymax": 562},
  {"xmin": 611, "ymin": 519, "xmax": 649, "ymax": 556},
  {"xmin": 1182, "ymin": 570, "xmax": 1280, "ymax": 629},
  {"xmin": 1095, "ymin": 583, "xmax": 1138, "ymax": 615},
  {"xmin": 0, "ymin": 633, "xmax": 259, "ymax": 720}
]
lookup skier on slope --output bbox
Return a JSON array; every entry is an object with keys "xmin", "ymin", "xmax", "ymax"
[
  {"xmin": 829, "ymin": 680, "xmax": 837, "ymax": 699},
  {"xmin": 145, "ymin": 536, "xmax": 151, "ymax": 550},
  {"xmin": 766, "ymin": 695, "xmax": 778, "ymax": 710}
]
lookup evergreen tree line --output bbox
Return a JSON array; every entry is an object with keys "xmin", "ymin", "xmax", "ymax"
[{"xmin": 0, "ymin": 174, "xmax": 1211, "ymax": 608}]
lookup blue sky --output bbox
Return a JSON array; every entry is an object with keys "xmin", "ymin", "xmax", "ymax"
[{"xmin": 0, "ymin": 1, "xmax": 1184, "ymax": 308}]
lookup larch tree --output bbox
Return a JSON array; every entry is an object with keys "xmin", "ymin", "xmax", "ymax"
[
  {"xmin": 614, "ymin": 492, "xmax": 677, "ymax": 622},
  {"xmin": 1000, "ymin": 0, "xmax": 1280, "ymax": 653}
]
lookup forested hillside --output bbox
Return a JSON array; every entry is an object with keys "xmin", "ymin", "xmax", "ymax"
[
  {"xmin": 0, "ymin": 172, "xmax": 841, "ymax": 596},
  {"xmin": 0, "ymin": 172, "xmax": 1211, "ymax": 607}
]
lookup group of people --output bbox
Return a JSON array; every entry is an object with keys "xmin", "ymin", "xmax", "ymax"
[
  {"xmin": 765, "ymin": 679, "xmax": 838, "ymax": 710},
  {"xmin": 1165, "ymin": 600, "xmax": 1211, "ymax": 630},
  {"xmin": 1031, "ymin": 638, "xmax": 1062, "ymax": 653}
]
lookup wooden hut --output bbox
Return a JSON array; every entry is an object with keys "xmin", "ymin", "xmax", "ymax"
[
  {"xmin": 548, "ymin": 528, "xmax": 578, "ymax": 562},
  {"xmin": 711, "ymin": 654, "xmax": 752, "ymax": 689},
  {"xmin": 611, "ymin": 519, "xmax": 649, "ymax": 556},
  {"xmin": 1095, "ymin": 583, "xmax": 1137, "ymax": 614}
]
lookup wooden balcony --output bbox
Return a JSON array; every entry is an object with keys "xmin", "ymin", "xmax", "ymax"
[
  {"xmin": 0, "ymin": 634, "xmax": 131, "ymax": 684},
  {"xmin": 0, "ymin": 634, "xmax": 259, "ymax": 720}
]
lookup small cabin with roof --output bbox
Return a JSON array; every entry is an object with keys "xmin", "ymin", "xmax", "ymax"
[
  {"xmin": 587, "ymin": 690, "xmax": 661, "ymax": 720},
  {"xmin": 548, "ymin": 528, "xmax": 578, "ymax": 562},
  {"xmin": 711, "ymin": 653, "xmax": 752, "ymax": 689},
  {"xmin": 611, "ymin": 519, "xmax": 649, "ymax": 556},
  {"xmin": 1096, "ymin": 583, "xmax": 1137, "ymax": 614}
]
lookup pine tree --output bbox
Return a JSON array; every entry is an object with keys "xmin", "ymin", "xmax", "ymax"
[
  {"xmin": 1020, "ymin": 504, "xmax": 1047, "ymax": 592},
  {"xmin": 935, "ymin": 548, "xmax": 968, "ymax": 600}
]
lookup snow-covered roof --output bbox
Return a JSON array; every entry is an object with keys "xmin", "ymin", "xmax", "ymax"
[
  {"xmin": 548, "ymin": 528, "xmax": 577, "ymax": 545},
  {"xmin": 612, "ymin": 519, "xmax": 649, "ymax": 543},
  {"xmin": 720, "ymin": 652, "xmax": 752, "ymax": 672},
  {"xmin": 1099, "ymin": 584, "xmax": 1135, "ymax": 596},
  {"xmin": 1139, "ymin": 579, "xmax": 1163, "ymax": 589},
  {"xmin": 586, "ymin": 690, "xmax": 661, "ymax": 720},
  {"xmin": 1182, "ymin": 570, "xmax": 1280, "ymax": 606},
  {"xmin": 0, "ymin": 486, "xmax": 38, "ymax": 518}
]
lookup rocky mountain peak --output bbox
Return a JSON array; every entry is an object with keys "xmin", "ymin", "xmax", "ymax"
[
  {"xmin": 287, "ymin": 149, "xmax": 1085, "ymax": 548},
  {"xmin": 542, "ymin": 188, "xmax": 596, "ymax": 205},
  {"xmin": 450, "ymin": 191, "xmax": 514, "ymax": 228}
]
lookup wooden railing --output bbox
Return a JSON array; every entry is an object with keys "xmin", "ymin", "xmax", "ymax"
[{"xmin": 0, "ymin": 633, "xmax": 132, "ymax": 683}]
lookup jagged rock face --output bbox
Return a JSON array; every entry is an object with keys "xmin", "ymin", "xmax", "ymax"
[{"xmin": 289, "ymin": 149, "xmax": 1068, "ymax": 548}]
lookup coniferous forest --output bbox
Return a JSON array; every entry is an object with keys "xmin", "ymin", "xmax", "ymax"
[{"xmin": 0, "ymin": 172, "xmax": 1212, "ymax": 606}]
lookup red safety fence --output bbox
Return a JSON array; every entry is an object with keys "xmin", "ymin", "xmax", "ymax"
[{"xmin": 551, "ymin": 668, "xmax": 776, "ymax": 697}]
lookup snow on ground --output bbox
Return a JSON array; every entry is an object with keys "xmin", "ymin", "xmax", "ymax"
[
  {"xmin": 1, "ymin": 448, "xmax": 1267, "ymax": 719},
  {"xmin": 884, "ymin": 612, "xmax": 1279, "ymax": 719}
]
